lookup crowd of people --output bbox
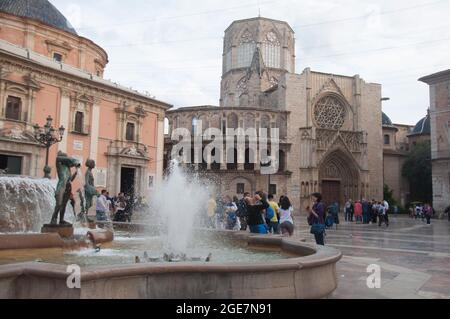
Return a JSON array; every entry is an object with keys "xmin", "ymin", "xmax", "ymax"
[
  {"xmin": 340, "ymin": 199, "xmax": 392, "ymax": 227},
  {"xmin": 206, "ymin": 192, "xmax": 295, "ymax": 237},
  {"xmin": 205, "ymin": 192, "xmax": 415, "ymax": 247},
  {"xmin": 95, "ymin": 190, "xmax": 148, "ymax": 223},
  {"xmin": 408, "ymin": 203, "xmax": 436, "ymax": 225}
]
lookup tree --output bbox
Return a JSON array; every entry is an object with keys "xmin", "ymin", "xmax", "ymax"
[
  {"xmin": 384, "ymin": 184, "xmax": 397, "ymax": 207},
  {"xmin": 402, "ymin": 141, "xmax": 432, "ymax": 203}
]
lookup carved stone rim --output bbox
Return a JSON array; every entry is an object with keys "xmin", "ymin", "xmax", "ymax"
[{"xmin": 0, "ymin": 230, "xmax": 342, "ymax": 281}]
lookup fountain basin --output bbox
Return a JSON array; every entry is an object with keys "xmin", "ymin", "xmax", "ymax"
[
  {"xmin": 0, "ymin": 231, "xmax": 342, "ymax": 299},
  {"xmin": 0, "ymin": 229, "xmax": 114, "ymax": 250}
]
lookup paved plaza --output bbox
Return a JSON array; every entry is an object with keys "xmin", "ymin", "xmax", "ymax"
[{"xmin": 295, "ymin": 216, "xmax": 450, "ymax": 299}]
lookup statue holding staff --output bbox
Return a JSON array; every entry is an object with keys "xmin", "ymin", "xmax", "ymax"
[
  {"xmin": 50, "ymin": 151, "xmax": 81, "ymax": 225},
  {"xmin": 81, "ymin": 159, "xmax": 99, "ymax": 217}
]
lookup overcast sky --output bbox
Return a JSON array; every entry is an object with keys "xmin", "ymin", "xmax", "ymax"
[{"xmin": 53, "ymin": 0, "xmax": 450, "ymax": 125}]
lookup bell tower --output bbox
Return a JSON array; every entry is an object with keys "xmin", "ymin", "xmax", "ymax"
[{"xmin": 220, "ymin": 17, "xmax": 296, "ymax": 108}]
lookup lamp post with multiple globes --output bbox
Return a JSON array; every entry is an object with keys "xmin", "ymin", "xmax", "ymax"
[{"xmin": 33, "ymin": 115, "xmax": 65, "ymax": 179}]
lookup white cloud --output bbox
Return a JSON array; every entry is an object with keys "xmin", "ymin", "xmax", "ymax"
[{"xmin": 53, "ymin": 0, "xmax": 450, "ymax": 124}]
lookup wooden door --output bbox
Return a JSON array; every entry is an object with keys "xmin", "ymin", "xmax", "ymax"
[{"xmin": 322, "ymin": 180, "xmax": 341, "ymax": 207}]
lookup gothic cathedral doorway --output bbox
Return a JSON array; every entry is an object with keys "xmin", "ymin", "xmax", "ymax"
[{"xmin": 319, "ymin": 150, "xmax": 360, "ymax": 207}]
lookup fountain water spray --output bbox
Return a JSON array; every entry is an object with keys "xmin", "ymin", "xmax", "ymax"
[
  {"xmin": 0, "ymin": 177, "xmax": 55, "ymax": 232},
  {"xmin": 149, "ymin": 160, "xmax": 210, "ymax": 255}
]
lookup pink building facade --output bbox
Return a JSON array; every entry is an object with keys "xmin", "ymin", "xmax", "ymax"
[{"xmin": 0, "ymin": 1, "xmax": 171, "ymax": 197}]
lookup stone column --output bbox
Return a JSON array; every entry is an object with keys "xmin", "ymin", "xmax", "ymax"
[
  {"xmin": 353, "ymin": 75, "xmax": 362, "ymax": 131},
  {"xmin": 90, "ymin": 100, "xmax": 101, "ymax": 162},
  {"xmin": 156, "ymin": 114, "xmax": 165, "ymax": 184},
  {"xmin": 0, "ymin": 82, "xmax": 4, "ymax": 130},
  {"xmin": 58, "ymin": 89, "xmax": 70, "ymax": 153}
]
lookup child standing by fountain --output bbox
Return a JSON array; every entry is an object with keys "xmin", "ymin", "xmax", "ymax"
[
  {"xmin": 224, "ymin": 196, "xmax": 238, "ymax": 230},
  {"xmin": 279, "ymin": 196, "xmax": 294, "ymax": 237}
]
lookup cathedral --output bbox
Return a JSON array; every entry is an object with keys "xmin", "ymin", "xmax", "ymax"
[{"xmin": 165, "ymin": 17, "xmax": 386, "ymax": 211}]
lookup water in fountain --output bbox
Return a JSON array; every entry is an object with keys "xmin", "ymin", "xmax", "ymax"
[
  {"xmin": 0, "ymin": 177, "xmax": 55, "ymax": 233},
  {"xmin": 64, "ymin": 166, "xmax": 86, "ymax": 225},
  {"xmin": 149, "ymin": 160, "xmax": 210, "ymax": 255}
]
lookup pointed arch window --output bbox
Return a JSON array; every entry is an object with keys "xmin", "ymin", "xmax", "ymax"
[
  {"xmin": 237, "ymin": 29, "xmax": 256, "ymax": 68},
  {"xmin": 262, "ymin": 31, "xmax": 281, "ymax": 68}
]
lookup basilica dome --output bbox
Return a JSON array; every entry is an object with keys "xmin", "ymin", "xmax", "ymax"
[
  {"xmin": 382, "ymin": 112, "xmax": 393, "ymax": 126},
  {"xmin": 409, "ymin": 113, "xmax": 431, "ymax": 136},
  {"xmin": 0, "ymin": 0, "xmax": 77, "ymax": 35}
]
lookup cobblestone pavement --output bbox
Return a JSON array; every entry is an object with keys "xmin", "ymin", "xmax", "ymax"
[{"xmin": 294, "ymin": 215, "xmax": 450, "ymax": 299}]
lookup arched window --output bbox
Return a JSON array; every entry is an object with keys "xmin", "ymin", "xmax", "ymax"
[
  {"xmin": 227, "ymin": 149, "xmax": 238, "ymax": 170},
  {"xmin": 237, "ymin": 29, "xmax": 256, "ymax": 68},
  {"xmin": 5, "ymin": 96, "xmax": 21, "ymax": 121},
  {"xmin": 126, "ymin": 123, "xmax": 136, "ymax": 141},
  {"xmin": 74, "ymin": 111, "xmax": 84, "ymax": 133},
  {"xmin": 211, "ymin": 148, "xmax": 221, "ymax": 171},
  {"xmin": 192, "ymin": 117, "xmax": 199, "ymax": 134},
  {"xmin": 199, "ymin": 147, "xmax": 208, "ymax": 170},
  {"xmin": 244, "ymin": 148, "xmax": 255, "ymax": 171},
  {"xmin": 164, "ymin": 118, "xmax": 170, "ymax": 135},
  {"xmin": 384, "ymin": 134, "xmax": 391, "ymax": 145},
  {"xmin": 278, "ymin": 150, "xmax": 286, "ymax": 172},
  {"xmin": 262, "ymin": 31, "xmax": 281, "ymax": 68}
]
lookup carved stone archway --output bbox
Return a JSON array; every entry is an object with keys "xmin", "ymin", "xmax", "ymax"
[{"xmin": 319, "ymin": 150, "xmax": 360, "ymax": 206}]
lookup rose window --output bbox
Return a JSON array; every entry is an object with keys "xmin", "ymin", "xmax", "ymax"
[{"xmin": 314, "ymin": 96, "xmax": 346, "ymax": 130}]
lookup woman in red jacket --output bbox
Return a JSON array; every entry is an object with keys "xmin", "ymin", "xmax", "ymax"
[{"xmin": 354, "ymin": 201, "xmax": 363, "ymax": 224}]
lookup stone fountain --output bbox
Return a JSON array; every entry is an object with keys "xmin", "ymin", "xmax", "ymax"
[
  {"xmin": 0, "ymin": 160, "xmax": 342, "ymax": 299},
  {"xmin": 0, "ymin": 154, "xmax": 114, "ymax": 250}
]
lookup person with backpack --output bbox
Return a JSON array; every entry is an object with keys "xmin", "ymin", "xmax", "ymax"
[
  {"xmin": 308, "ymin": 193, "xmax": 326, "ymax": 246},
  {"xmin": 279, "ymin": 196, "xmax": 294, "ymax": 237},
  {"xmin": 267, "ymin": 194, "xmax": 280, "ymax": 234},
  {"xmin": 330, "ymin": 201, "xmax": 340, "ymax": 229},
  {"xmin": 378, "ymin": 202, "xmax": 388, "ymax": 228},
  {"xmin": 325, "ymin": 207, "xmax": 335, "ymax": 230},
  {"xmin": 236, "ymin": 192, "xmax": 250, "ymax": 231},
  {"xmin": 224, "ymin": 196, "xmax": 238, "ymax": 230}
]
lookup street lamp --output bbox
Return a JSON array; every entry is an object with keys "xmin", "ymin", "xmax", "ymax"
[{"xmin": 34, "ymin": 115, "xmax": 65, "ymax": 179}]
